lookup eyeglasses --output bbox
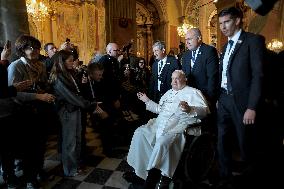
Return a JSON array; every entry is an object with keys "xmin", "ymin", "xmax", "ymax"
[
  {"xmin": 25, "ymin": 46, "xmax": 41, "ymax": 51},
  {"xmin": 112, "ymin": 49, "xmax": 120, "ymax": 52},
  {"xmin": 139, "ymin": 61, "xmax": 144, "ymax": 63}
]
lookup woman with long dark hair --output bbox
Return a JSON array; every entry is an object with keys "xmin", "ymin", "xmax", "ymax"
[{"xmin": 49, "ymin": 50, "xmax": 95, "ymax": 177}]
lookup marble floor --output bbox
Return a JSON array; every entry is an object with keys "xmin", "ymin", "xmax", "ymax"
[
  {"xmin": 0, "ymin": 122, "xmax": 138, "ymax": 189},
  {"xmin": 1, "ymin": 113, "xmax": 284, "ymax": 189}
]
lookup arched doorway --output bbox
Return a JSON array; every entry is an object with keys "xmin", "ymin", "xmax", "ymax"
[
  {"xmin": 136, "ymin": 2, "xmax": 154, "ymax": 65},
  {"xmin": 135, "ymin": 0, "xmax": 167, "ymax": 65}
]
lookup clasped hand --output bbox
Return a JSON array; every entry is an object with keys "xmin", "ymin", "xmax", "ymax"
[{"xmin": 179, "ymin": 101, "xmax": 190, "ymax": 113}]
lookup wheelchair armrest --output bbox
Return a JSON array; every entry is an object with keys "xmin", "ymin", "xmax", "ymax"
[{"xmin": 184, "ymin": 122, "xmax": 202, "ymax": 137}]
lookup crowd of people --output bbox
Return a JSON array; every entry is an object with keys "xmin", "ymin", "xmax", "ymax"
[{"xmin": 0, "ymin": 6, "xmax": 284, "ymax": 189}]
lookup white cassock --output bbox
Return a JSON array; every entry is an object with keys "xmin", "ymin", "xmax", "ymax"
[{"xmin": 127, "ymin": 86, "xmax": 209, "ymax": 180}]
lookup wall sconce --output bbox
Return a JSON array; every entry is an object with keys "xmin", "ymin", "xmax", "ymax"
[{"xmin": 267, "ymin": 38, "xmax": 283, "ymax": 52}]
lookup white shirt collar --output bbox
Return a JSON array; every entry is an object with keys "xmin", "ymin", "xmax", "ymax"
[
  {"xmin": 228, "ymin": 29, "xmax": 242, "ymax": 44},
  {"xmin": 20, "ymin": 57, "xmax": 29, "ymax": 65},
  {"xmin": 160, "ymin": 56, "xmax": 167, "ymax": 64}
]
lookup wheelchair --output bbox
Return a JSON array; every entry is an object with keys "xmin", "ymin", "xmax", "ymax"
[{"xmin": 171, "ymin": 121, "xmax": 217, "ymax": 189}]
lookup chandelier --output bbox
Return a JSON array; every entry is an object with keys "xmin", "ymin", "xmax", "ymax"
[
  {"xmin": 267, "ymin": 38, "xmax": 283, "ymax": 52},
  {"xmin": 177, "ymin": 22, "xmax": 193, "ymax": 37},
  {"xmin": 26, "ymin": 0, "xmax": 49, "ymax": 21}
]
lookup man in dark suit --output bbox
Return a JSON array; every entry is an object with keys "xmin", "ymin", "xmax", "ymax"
[
  {"xmin": 217, "ymin": 7, "xmax": 265, "ymax": 184},
  {"xmin": 181, "ymin": 28, "xmax": 219, "ymax": 111},
  {"xmin": 148, "ymin": 41, "xmax": 180, "ymax": 103},
  {"xmin": 98, "ymin": 42, "xmax": 121, "ymax": 108}
]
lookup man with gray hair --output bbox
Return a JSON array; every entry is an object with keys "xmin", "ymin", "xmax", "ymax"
[
  {"xmin": 149, "ymin": 40, "xmax": 180, "ymax": 103},
  {"xmin": 127, "ymin": 70, "xmax": 209, "ymax": 189}
]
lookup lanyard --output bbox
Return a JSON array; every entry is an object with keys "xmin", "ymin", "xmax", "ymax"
[
  {"xmin": 89, "ymin": 79, "xmax": 95, "ymax": 99},
  {"xmin": 158, "ymin": 60, "xmax": 166, "ymax": 76},
  {"xmin": 70, "ymin": 75, "xmax": 81, "ymax": 93}
]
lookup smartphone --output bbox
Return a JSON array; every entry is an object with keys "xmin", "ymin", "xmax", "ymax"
[{"xmin": 5, "ymin": 40, "xmax": 11, "ymax": 49}]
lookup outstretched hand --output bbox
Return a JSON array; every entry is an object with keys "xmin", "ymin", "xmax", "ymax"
[
  {"xmin": 1, "ymin": 41, "xmax": 11, "ymax": 60},
  {"xmin": 137, "ymin": 92, "xmax": 149, "ymax": 103}
]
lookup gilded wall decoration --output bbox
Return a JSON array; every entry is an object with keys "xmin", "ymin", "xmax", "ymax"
[
  {"xmin": 97, "ymin": 6, "xmax": 106, "ymax": 52},
  {"xmin": 26, "ymin": 0, "xmax": 106, "ymax": 64},
  {"xmin": 86, "ymin": 4, "xmax": 96, "ymax": 50},
  {"xmin": 56, "ymin": 5, "xmax": 82, "ymax": 44},
  {"xmin": 150, "ymin": 0, "xmax": 168, "ymax": 22},
  {"xmin": 185, "ymin": 0, "xmax": 200, "ymax": 27},
  {"xmin": 28, "ymin": 19, "xmax": 38, "ymax": 40},
  {"xmin": 136, "ymin": 2, "xmax": 154, "ymax": 26}
]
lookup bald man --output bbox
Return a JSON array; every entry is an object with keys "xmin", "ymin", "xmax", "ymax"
[
  {"xmin": 181, "ymin": 28, "xmax": 219, "ymax": 110},
  {"xmin": 98, "ymin": 42, "xmax": 121, "ymax": 107},
  {"xmin": 127, "ymin": 70, "xmax": 209, "ymax": 189}
]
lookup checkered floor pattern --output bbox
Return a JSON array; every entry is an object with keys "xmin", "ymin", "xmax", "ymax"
[{"xmin": 0, "ymin": 125, "xmax": 138, "ymax": 189}]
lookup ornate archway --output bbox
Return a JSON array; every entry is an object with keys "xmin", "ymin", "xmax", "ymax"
[
  {"xmin": 136, "ymin": 2, "xmax": 153, "ymax": 64},
  {"xmin": 207, "ymin": 9, "xmax": 217, "ymax": 47},
  {"xmin": 135, "ymin": 0, "xmax": 166, "ymax": 64}
]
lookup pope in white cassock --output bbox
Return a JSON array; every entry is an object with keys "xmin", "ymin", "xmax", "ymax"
[{"xmin": 126, "ymin": 70, "xmax": 209, "ymax": 189}]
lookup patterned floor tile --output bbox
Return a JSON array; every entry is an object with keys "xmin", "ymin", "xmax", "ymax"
[
  {"xmin": 116, "ymin": 160, "xmax": 133, "ymax": 172},
  {"xmin": 84, "ymin": 168, "xmax": 113, "ymax": 185},
  {"xmin": 96, "ymin": 158, "xmax": 122, "ymax": 171},
  {"xmin": 76, "ymin": 181, "xmax": 103, "ymax": 189},
  {"xmin": 104, "ymin": 171, "xmax": 130, "ymax": 189},
  {"xmin": 52, "ymin": 178, "xmax": 82, "ymax": 189},
  {"xmin": 72, "ymin": 166, "xmax": 95, "ymax": 182}
]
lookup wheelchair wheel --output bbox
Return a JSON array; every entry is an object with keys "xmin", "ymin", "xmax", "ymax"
[{"xmin": 184, "ymin": 133, "xmax": 216, "ymax": 183}]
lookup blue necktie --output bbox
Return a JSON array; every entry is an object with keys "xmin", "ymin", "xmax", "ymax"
[
  {"xmin": 226, "ymin": 40, "xmax": 234, "ymax": 92},
  {"xmin": 228, "ymin": 40, "xmax": 234, "ymax": 52}
]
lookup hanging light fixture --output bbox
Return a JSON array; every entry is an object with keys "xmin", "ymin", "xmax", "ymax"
[
  {"xmin": 177, "ymin": 16, "xmax": 194, "ymax": 37},
  {"xmin": 267, "ymin": 38, "xmax": 283, "ymax": 52},
  {"xmin": 26, "ymin": 0, "xmax": 49, "ymax": 21},
  {"xmin": 177, "ymin": 21, "xmax": 194, "ymax": 37}
]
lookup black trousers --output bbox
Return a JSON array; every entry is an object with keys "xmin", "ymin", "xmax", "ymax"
[
  {"xmin": 0, "ymin": 115, "xmax": 18, "ymax": 178},
  {"xmin": 16, "ymin": 106, "xmax": 48, "ymax": 182},
  {"xmin": 217, "ymin": 92, "xmax": 255, "ymax": 178}
]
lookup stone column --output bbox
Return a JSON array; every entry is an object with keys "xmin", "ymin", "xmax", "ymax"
[{"xmin": 0, "ymin": 0, "xmax": 30, "ymax": 58}]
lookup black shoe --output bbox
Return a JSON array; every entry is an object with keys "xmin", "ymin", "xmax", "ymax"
[
  {"xmin": 123, "ymin": 171, "xmax": 145, "ymax": 184},
  {"xmin": 157, "ymin": 176, "xmax": 172, "ymax": 189},
  {"xmin": 37, "ymin": 169, "xmax": 48, "ymax": 182},
  {"xmin": 5, "ymin": 175, "xmax": 20, "ymax": 189},
  {"xmin": 26, "ymin": 181, "xmax": 42, "ymax": 189},
  {"xmin": 6, "ymin": 174, "xmax": 20, "ymax": 189},
  {"xmin": 143, "ymin": 168, "xmax": 161, "ymax": 189},
  {"xmin": 215, "ymin": 177, "xmax": 234, "ymax": 189}
]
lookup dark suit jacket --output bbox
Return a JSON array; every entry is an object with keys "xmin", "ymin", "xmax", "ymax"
[
  {"xmin": 98, "ymin": 54, "xmax": 121, "ymax": 101},
  {"xmin": 181, "ymin": 43, "xmax": 219, "ymax": 106},
  {"xmin": 149, "ymin": 56, "xmax": 180, "ymax": 102},
  {"xmin": 219, "ymin": 31, "xmax": 265, "ymax": 113},
  {"xmin": 0, "ymin": 60, "xmax": 16, "ymax": 98}
]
